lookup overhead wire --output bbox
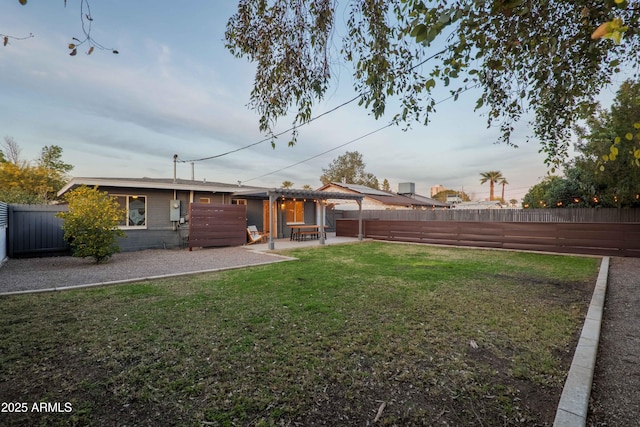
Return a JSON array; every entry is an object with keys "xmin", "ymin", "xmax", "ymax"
[
  {"xmin": 177, "ymin": 49, "xmax": 449, "ymax": 164},
  {"xmin": 240, "ymin": 82, "xmax": 482, "ymax": 184}
]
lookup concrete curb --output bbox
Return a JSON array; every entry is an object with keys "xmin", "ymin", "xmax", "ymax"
[{"xmin": 554, "ymin": 256, "xmax": 609, "ymax": 426}]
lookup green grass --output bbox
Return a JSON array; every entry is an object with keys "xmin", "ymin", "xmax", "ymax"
[{"xmin": 0, "ymin": 242, "xmax": 599, "ymax": 426}]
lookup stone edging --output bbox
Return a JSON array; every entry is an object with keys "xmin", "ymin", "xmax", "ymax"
[{"xmin": 554, "ymin": 256, "xmax": 609, "ymax": 426}]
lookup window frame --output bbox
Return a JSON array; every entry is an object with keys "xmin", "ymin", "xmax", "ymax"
[
  {"xmin": 284, "ymin": 200, "xmax": 305, "ymax": 224},
  {"xmin": 112, "ymin": 194, "xmax": 148, "ymax": 229}
]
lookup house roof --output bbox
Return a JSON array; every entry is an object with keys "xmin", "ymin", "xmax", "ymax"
[
  {"xmin": 57, "ymin": 177, "xmax": 269, "ymax": 197},
  {"xmin": 235, "ymin": 187, "xmax": 365, "ymax": 201},
  {"xmin": 317, "ymin": 182, "xmax": 449, "ymax": 208}
]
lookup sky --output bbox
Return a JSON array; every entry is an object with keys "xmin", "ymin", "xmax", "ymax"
[{"xmin": 0, "ymin": 1, "xmax": 616, "ymax": 202}]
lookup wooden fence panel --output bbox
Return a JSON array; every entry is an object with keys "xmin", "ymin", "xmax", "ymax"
[
  {"xmin": 336, "ymin": 219, "xmax": 640, "ymax": 257},
  {"xmin": 188, "ymin": 203, "xmax": 247, "ymax": 249},
  {"xmin": 342, "ymin": 208, "xmax": 640, "ymax": 223}
]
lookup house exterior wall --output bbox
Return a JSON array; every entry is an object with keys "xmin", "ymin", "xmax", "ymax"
[
  {"xmin": 245, "ymin": 198, "xmax": 265, "ymax": 231},
  {"xmin": 96, "ymin": 186, "xmax": 230, "ymax": 251}
]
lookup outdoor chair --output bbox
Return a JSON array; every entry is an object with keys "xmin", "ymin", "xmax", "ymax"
[{"xmin": 246, "ymin": 225, "xmax": 266, "ymax": 244}]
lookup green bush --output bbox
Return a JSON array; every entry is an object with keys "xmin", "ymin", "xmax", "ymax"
[{"xmin": 57, "ymin": 186, "xmax": 126, "ymax": 263}]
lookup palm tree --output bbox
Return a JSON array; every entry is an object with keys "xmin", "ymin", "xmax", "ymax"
[
  {"xmin": 479, "ymin": 171, "xmax": 503, "ymax": 201},
  {"xmin": 499, "ymin": 177, "xmax": 509, "ymax": 203}
]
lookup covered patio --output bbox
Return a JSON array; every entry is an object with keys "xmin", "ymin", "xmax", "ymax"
[{"xmin": 235, "ymin": 188, "xmax": 365, "ymax": 250}]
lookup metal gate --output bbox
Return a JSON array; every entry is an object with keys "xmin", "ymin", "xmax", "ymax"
[{"xmin": 8, "ymin": 204, "xmax": 70, "ymax": 258}]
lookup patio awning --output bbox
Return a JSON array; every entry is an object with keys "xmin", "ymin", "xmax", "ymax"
[{"xmin": 233, "ymin": 188, "xmax": 365, "ymax": 250}]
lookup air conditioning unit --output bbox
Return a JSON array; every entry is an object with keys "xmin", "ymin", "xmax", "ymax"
[{"xmin": 398, "ymin": 182, "xmax": 415, "ymax": 195}]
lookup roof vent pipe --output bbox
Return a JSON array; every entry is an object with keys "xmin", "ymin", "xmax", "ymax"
[{"xmin": 173, "ymin": 154, "xmax": 178, "ymax": 183}]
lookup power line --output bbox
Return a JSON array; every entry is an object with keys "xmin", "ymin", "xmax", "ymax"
[
  {"xmin": 240, "ymin": 82, "xmax": 482, "ymax": 184},
  {"xmin": 178, "ymin": 49, "xmax": 449, "ymax": 164},
  {"xmin": 241, "ymin": 122, "xmax": 395, "ymax": 184},
  {"xmin": 178, "ymin": 93, "xmax": 363, "ymax": 163}
]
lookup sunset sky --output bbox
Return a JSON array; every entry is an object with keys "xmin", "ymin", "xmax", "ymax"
[{"xmin": 1, "ymin": 1, "xmax": 622, "ymax": 201}]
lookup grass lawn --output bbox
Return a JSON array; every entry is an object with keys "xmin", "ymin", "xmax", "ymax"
[{"xmin": 0, "ymin": 242, "xmax": 599, "ymax": 426}]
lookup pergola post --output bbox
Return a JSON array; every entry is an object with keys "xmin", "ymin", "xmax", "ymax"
[
  {"xmin": 268, "ymin": 193, "xmax": 275, "ymax": 250},
  {"xmin": 357, "ymin": 199, "xmax": 363, "ymax": 240},
  {"xmin": 319, "ymin": 200, "xmax": 326, "ymax": 245}
]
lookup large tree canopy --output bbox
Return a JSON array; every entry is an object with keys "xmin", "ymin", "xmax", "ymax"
[
  {"xmin": 225, "ymin": 0, "xmax": 640, "ymax": 166},
  {"xmin": 320, "ymin": 151, "xmax": 379, "ymax": 188}
]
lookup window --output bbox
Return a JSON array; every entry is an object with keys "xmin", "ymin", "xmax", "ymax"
[
  {"xmin": 113, "ymin": 195, "xmax": 147, "ymax": 228},
  {"xmin": 199, "ymin": 197, "xmax": 210, "ymax": 204},
  {"xmin": 233, "ymin": 199, "xmax": 247, "ymax": 205},
  {"xmin": 284, "ymin": 200, "xmax": 304, "ymax": 224}
]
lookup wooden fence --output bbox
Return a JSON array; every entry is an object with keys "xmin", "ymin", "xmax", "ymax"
[
  {"xmin": 340, "ymin": 208, "xmax": 640, "ymax": 223},
  {"xmin": 188, "ymin": 203, "xmax": 247, "ymax": 249},
  {"xmin": 336, "ymin": 219, "xmax": 640, "ymax": 257}
]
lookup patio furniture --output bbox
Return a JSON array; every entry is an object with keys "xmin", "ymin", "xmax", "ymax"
[
  {"xmin": 247, "ymin": 226, "xmax": 266, "ymax": 244},
  {"xmin": 290, "ymin": 224, "xmax": 327, "ymax": 241}
]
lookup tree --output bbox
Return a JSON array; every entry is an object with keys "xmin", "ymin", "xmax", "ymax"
[
  {"xmin": 2, "ymin": 136, "xmax": 22, "ymax": 165},
  {"xmin": 302, "ymin": 184, "xmax": 313, "ymax": 190},
  {"xmin": 432, "ymin": 189, "xmax": 471, "ymax": 203},
  {"xmin": 381, "ymin": 179, "xmax": 391, "ymax": 192},
  {"xmin": 4, "ymin": 0, "xmax": 118, "ymax": 56},
  {"xmin": 37, "ymin": 145, "xmax": 73, "ymax": 174},
  {"xmin": 281, "ymin": 180, "xmax": 294, "ymax": 189},
  {"xmin": 499, "ymin": 177, "xmax": 509, "ymax": 203},
  {"xmin": 522, "ymin": 176, "xmax": 556, "ymax": 208},
  {"xmin": 573, "ymin": 79, "xmax": 640, "ymax": 207},
  {"xmin": 0, "ymin": 139, "xmax": 73, "ymax": 203},
  {"xmin": 57, "ymin": 186, "xmax": 126, "ymax": 263},
  {"xmin": 225, "ymin": 1, "xmax": 640, "ymax": 167},
  {"xmin": 479, "ymin": 171, "xmax": 503, "ymax": 201},
  {"xmin": 320, "ymin": 151, "xmax": 379, "ymax": 189}
]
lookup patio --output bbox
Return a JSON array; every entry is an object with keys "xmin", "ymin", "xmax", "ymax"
[{"xmin": 245, "ymin": 231, "xmax": 366, "ymax": 252}]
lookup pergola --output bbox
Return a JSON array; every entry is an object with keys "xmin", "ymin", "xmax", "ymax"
[{"xmin": 264, "ymin": 189, "xmax": 365, "ymax": 250}]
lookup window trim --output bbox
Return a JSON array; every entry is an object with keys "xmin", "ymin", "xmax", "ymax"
[
  {"xmin": 112, "ymin": 194, "xmax": 148, "ymax": 229},
  {"xmin": 284, "ymin": 200, "xmax": 305, "ymax": 224}
]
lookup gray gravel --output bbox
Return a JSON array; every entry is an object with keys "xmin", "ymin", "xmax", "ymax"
[
  {"xmin": 0, "ymin": 247, "xmax": 292, "ymax": 294},
  {"xmin": 588, "ymin": 257, "xmax": 640, "ymax": 425}
]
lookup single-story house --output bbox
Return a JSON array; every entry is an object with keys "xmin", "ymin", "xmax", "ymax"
[
  {"xmin": 317, "ymin": 182, "xmax": 449, "ymax": 210},
  {"xmin": 57, "ymin": 177, "xmax": 365, "ymax": 251},
  {"xmin": 57, "ymin": 177, "xmax": 275, "ymax": 251}
]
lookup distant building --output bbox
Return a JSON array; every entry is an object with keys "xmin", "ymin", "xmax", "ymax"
[
  {"xmin": 430, "ymin": 184, "xmax": 446, "ymax": 197},
  {"xmin": 317, "ymin": 182, "xmax": 449, "ymax": 210}
]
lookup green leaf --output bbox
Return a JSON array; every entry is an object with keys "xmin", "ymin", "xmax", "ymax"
[{"xmin": 425, "ymin": 78, "xmax": 436, "ymax": 91}]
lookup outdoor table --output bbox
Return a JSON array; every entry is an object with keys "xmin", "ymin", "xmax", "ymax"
[{"xmin": 290, "ymin": 225, "xmax": 328, "ymax": 241}]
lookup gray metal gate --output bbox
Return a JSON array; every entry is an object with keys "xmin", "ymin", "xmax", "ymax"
[
  {"xmin": 0, "ymin": 202, "xmax": 7, "ymax": 261},
  {"xmin": 8, "ymin": 204, "xmax": 70, "ymax": 258}
]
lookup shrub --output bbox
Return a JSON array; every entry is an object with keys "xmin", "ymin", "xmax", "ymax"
[{"xmin": 57, "ymin": 186, "xmax": 126, "ymax": 263}]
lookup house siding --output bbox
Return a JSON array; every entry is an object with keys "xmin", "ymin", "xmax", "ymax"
[
  {"xmin": 96, "ymin": 186, "xmax": 229, "ymax": 251},
  {"xmin": 245, "ymin": 199, "xmax": 265, "ymax": 230}
]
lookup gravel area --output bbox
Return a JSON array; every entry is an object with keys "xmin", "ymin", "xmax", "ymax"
[
  {"xmin": 0, "ymin": 247, "xmax": 292, "ymax": 294},
  {"xmin": 588, "ymin": 256, "xmax": 640, "ymax": 425}
]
